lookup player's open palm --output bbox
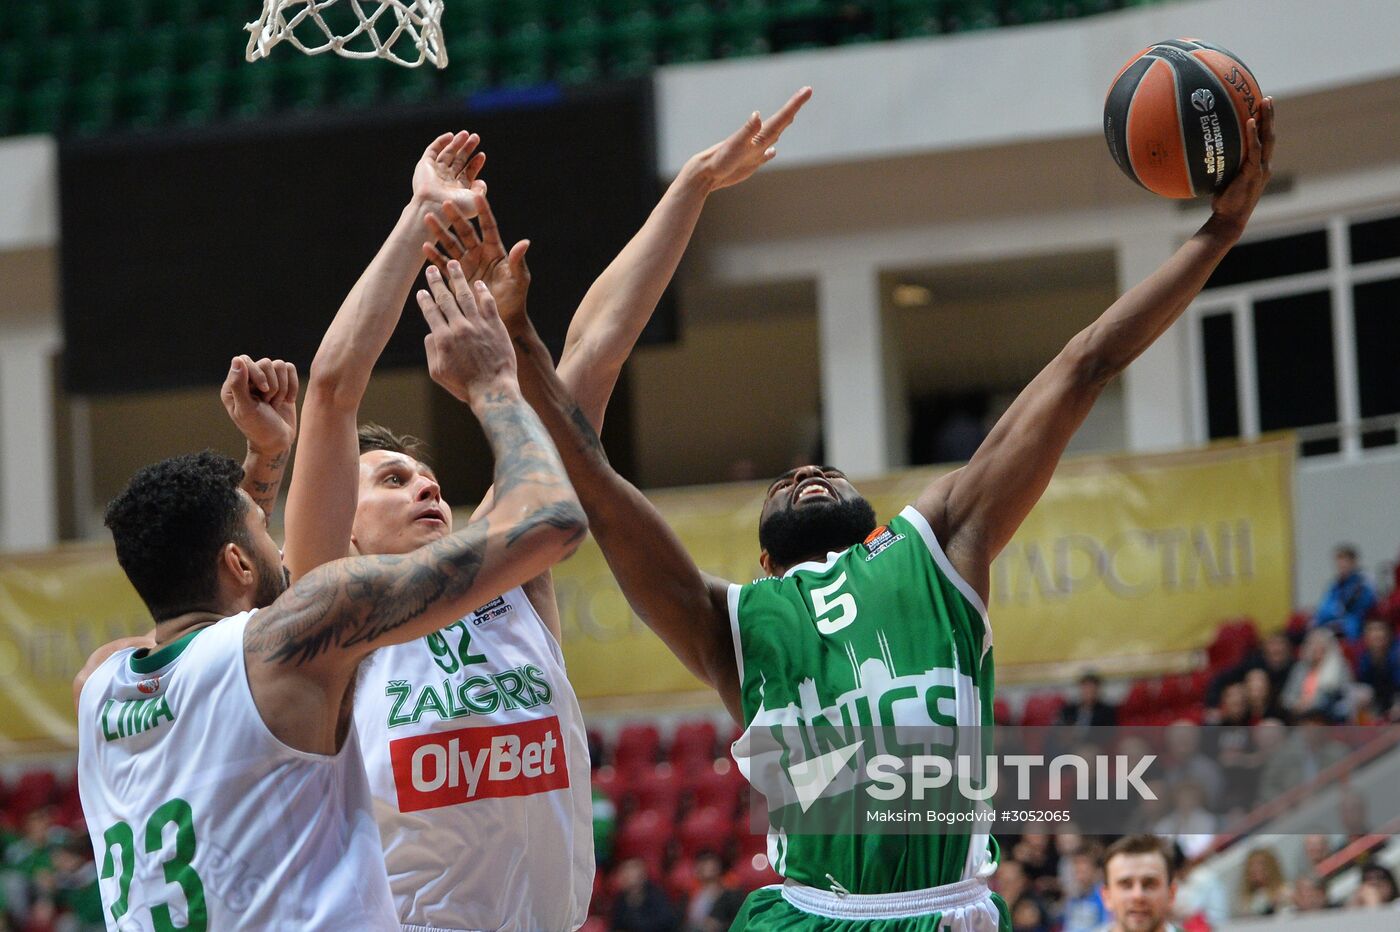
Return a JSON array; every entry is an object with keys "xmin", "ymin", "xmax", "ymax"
[
  {"xmin": 413, "ymin": 130, "xmax": 487, "ymax": 217},
  {"xmin": 422, "ymin": 194, "xmax": 531, "ymax": 330},
  {"xmin": 692, "ymin": 86, "xmax": 812, "ymax": 192},
  {"xmin": 221, "ymin": 355, "xmax": 298, "ymax": 453},
  {"xmin": 417, "ymin": 261, "xmax": 518, "ymax": 403},
  {"xmin": 1211, "ymin": 96, "xmax": 1275, "ymax": 236}
]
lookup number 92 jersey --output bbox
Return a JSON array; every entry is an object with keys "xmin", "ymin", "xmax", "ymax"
[{"xmin": 728, "ymin": 506, "xmax": 998, "ymax": 896}]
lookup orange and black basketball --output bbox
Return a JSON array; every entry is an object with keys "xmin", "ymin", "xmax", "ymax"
[{"xmin": 1104, "ymin": 39, "xmax": 1263, "ymax": 199}]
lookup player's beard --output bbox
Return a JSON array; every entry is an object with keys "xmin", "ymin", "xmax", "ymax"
[
  {"xmin": 251, "ymin": 549, "xmax": 289, "ymax": 608},
  {"xmin": 759, "ymin": 496, "xmax": 877, "ymax": 570}
]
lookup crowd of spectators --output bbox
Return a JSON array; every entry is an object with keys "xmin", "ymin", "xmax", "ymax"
[{"xmin": 0, "ymin": 808, "xmax": 103, "ymax": 932}]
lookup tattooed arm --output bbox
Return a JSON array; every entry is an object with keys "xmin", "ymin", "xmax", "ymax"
[
  {"xmin": 221, "ymin": 355, "xmax": 299, "ymax": 517},
  {"xmin": 510, "ymin": 315, "xmax": 742, "ymax": 721},
  {"xmin": 244, "ymin": 267, "xmax": 585, "ymax": 755}
]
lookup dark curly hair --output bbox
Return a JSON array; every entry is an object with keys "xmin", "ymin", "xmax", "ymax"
[{"xmin": 104, "ymin": 451, "xmax": 251, "ymax": 621}]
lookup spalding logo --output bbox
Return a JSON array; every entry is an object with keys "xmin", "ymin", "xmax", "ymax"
[{"xmin": 1191, "ymin": 89, "xmax": 1216, "ymax": 113}]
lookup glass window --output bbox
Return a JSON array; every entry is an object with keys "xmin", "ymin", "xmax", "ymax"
[
  {"xmin": 1200, "ymin": 313, "xmax": 1239, "ymax": 439},
  {"xmin": 1353, "ymin": 278, "xmax": 1400, "ymax": 418},
  {"xmin": 1349, "ymin": 214, "xmax": 1400, "ymax": 264},
  {"xmin": 1253, "ymin": 290, "xmax": 1338, "ymax": 454},
  {"xmin": 1206, "ymin": 230, "xmax": 1329, "ymax": 289}
]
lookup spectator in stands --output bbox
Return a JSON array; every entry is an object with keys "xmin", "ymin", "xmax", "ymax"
[
  {"xmin": 682, "ymin": 853, "xmax": 740, "ymax": 932},
  {"xmin": 1100, "ymin": 835, "xmax": 1178, "ymax": 932},
  {"xmin": 993, "ymin": 859, "xmax": 1031, "ymax": 916},
  {"xmin": 1160, "ymin": 720, "xmax": 1225, "ymax": 802},
  {"xmin": 1379, "ymin": 557, "xmax": 1400, "ymax": 629},
  {"xmin": 1280, "ymin": 629, "xmax": 1353, "ymax": 721},
  {"xmin": 1287, "ymin": 874, "xmax": 1331, "ymax": 913},
  {"xmin": 1311, "ymin": 544, "xmax": 1377, "ymax": 643},
  {"xmin": 1357, "ymin": 618, "xmax": 1400, "ymax": 720},
  {"xmin": 1207, "ymin": 684, "xmax": 1265, "ymax": 814},
  {"xmin": 1234, "ymin": 847, "xmax": 1290, "ymax": 917},
  {"xmin": 1242, "ymin": 668, "xmax": 1288, "ymax": 723},
  {"xmin": 1061, "ymin": 850, "xmax": 1109, "ymax": 931},
  {"xmin": 1347, "ymin": 864, "xmax": 1399, "ymax": 908},
  {"xmin": 592, "ymin": 786, "xmax": 616, "ymax": 866},
  {"xmin": 1257, "ymin": 710, "xmax": 1350, "ymax": 801},
  {"xmin": 1011, "ymin": 896, "xmax": 1052, "ymax": 932},
  {"xmin": 1152, "ymin": 780, "xmax": 1218, "ymax": 863},
  {"xmin": 610, "ymin": 858, "xmax": 679, "ymax": 932},
  {"xmin": 46, "ymin": 839, "xmax": 103, "ymax": 932},
  {"xmin": 1012, "ymin": 833, "xmax": 1059, "ymax": 891},
  {"xmin": 0, "ymin": 808, "xmax": 65, "ymax": 923},
  {"xmin": 1207, "ymin": 633, "xmax": 1295, "ymax": 708},
  {"xmin": 1302, "ymin": 834, "xmax": 1333, "ymax": 875},
  {"xmin": 1058, "ymin": 672, "xmax": 1118, "ymax": 729}
]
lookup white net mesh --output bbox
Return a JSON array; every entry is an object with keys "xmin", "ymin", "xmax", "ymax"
[{"xmin": 246, "ymin": 0, "xmax": 447, "ymax": 69}]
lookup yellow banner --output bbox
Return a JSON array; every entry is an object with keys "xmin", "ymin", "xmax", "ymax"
[
  {"xmin": 0, "ymin": 547, "xmax": 151, "ymax": 753},
  {"xmin": 0, "ymin": 439, "xmax": 1293, "ymax": 748},
  {"xmin": 555, "ymin": 438, "xmax": 1295, "ymax": 698}
]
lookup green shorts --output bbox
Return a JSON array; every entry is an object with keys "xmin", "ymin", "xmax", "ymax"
[{"xmin": 731, "ymin": 882, "xmax": 1010, "ymax": 931}]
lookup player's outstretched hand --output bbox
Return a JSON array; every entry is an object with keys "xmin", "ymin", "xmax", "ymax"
[
  {"xmin": 421, "ymin": 194, "xmax": 531, "ymax": 330},
  {"xmin": 221, "ymin": 355, "xmax": 298, "ymax": 454},
  {"xmin": 689, "ymin": 86, "xmax": 813, "ymax": 193},
  {"xmin": 417, "ymin": 261, "xmax": 518, "ymax": 404},
  {"xmin": 1210, "ymin": 96, "xmax": 1275, "ymax": 239},
  {"xmin": 413, "ymin": 130, "xmax": 487, "ymax": 219}
]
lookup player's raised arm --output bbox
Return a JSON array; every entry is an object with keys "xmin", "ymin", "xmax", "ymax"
[
  {"xmin": 510, "ymin": 309, "xmax": 742, "ymax": 718},
  {"xmin": 221, "ymin": 355, "xmax": 299, "ymax": 517},
  {"xmin": 283, "ymin": 131, "xmax": 484, "ymax": 581},
  {"xmin": 246, "ymin": 268, "xmax": 584, "ymax": 751},
  {"xmin": 918, "ymin": 98, "xmax": 1276, "ymax": 601},
  {"xmin": 425, "ymin": 87, "xmax": 812, "ymax": 429}
]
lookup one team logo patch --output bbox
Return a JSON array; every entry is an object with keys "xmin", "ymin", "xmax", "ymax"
[
  {"xmin": 136, "ymin": 675, "xmax": 161, "ymax": 695},
  {"xmin": 390, "ymin": 715, "xmax": 569, "ymax": 812},
  {"xmin": 470, "ymin": 596, "xmax": 514, "ymax": 627},
  {"xmin": 863, "ymin": 525, "xmax": 905, "ymax": 561}
]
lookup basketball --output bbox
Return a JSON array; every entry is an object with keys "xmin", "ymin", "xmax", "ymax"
[{"xmin": 1104, "ymin": 39, "xmax": 1264, "ymax": 199}]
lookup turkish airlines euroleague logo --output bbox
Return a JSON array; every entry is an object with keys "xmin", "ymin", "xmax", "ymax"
[{"xmin": 390, "ymin": 716, "xmax": 569, "ymax": 812}]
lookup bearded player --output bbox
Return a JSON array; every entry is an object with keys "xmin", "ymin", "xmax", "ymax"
[
  {"xmin": 74, "ymin": 274, "xmax": 583, "ymax": 928},
  {"xmin": 277, "ymin": 91, "xmax": 811, "ymax": 931},
  {"xmin": 503, "ymin": 102, "xmax": 1275, "ymax": 929}
]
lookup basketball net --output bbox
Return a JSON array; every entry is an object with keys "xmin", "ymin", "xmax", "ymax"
[{"xmin": 246, "ymin": 0, "xmax": 447, "ymax": 69}]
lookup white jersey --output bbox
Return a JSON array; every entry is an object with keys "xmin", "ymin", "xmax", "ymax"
[
  {"xmin": 355, "ymin": 586, "xmax": 593, "ymax": 932},
  {"xmin": 77, "ymin": 612, "xmax": 398, "ymax": 931}
]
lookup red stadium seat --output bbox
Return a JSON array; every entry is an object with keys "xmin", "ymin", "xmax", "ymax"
[
  {"xmin": 1020, "ymin": 692, "xmax": 1065, "ymax": 727},
  {"xmin": 592, "ymin": 764, "xmax": 632, "ymax": 810},
  {"xmin": 614, "ymin": 723, "xmax": 662, "ymax": 775},
  {"xmin": 691, "ymin": 758, "xmax": 747, "ymax": 814},
  {"xmin": 631, "ymin": 762, "xmax": 684, "ymax": 821},
  {"xmin": 669, "ymin": 719, "xmax": 719, "ymax": 771},
  {"xmin": 1120, "ymin": 678, "xmax": 1159, "ymax": 723},
  {"xmin": 727, "ymin": 851, "xmax": 781, "ymax": 892},
  {"xmin": 993, "ymin": 698, "xmax": 1012, "ymax": 725},
  {"xmin": 1207, "ymin": 618, "xmax": 1259, "ymax": 672},
  {"xmin": 665, "ymin": 857, "xmax": 700, "ymax": 901},
  {"xmin": 615, "ymin": 808, "xmax": 670, "ymax": 866},
  {"xmin": 11, "ymin": 770, "xmax": 58, "ymax": 816},
  {"xmin": 678, "ymin": 805, "xmax": 733, "ymax": 860}
]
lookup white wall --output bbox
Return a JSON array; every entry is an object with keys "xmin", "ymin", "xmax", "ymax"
[{"xmin": 1295, "ymin": 453, "xmax": 1400, "ymax": 608}]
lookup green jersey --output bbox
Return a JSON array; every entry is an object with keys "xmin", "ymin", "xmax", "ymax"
[{"xmin": 729, "ymin": 506, "xmax": 997, "ymax": 896}]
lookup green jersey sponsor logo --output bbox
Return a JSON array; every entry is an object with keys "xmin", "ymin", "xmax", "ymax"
[{"xmin": 386, "ymin": 664, "xmax": 554, "ymax": 728}]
